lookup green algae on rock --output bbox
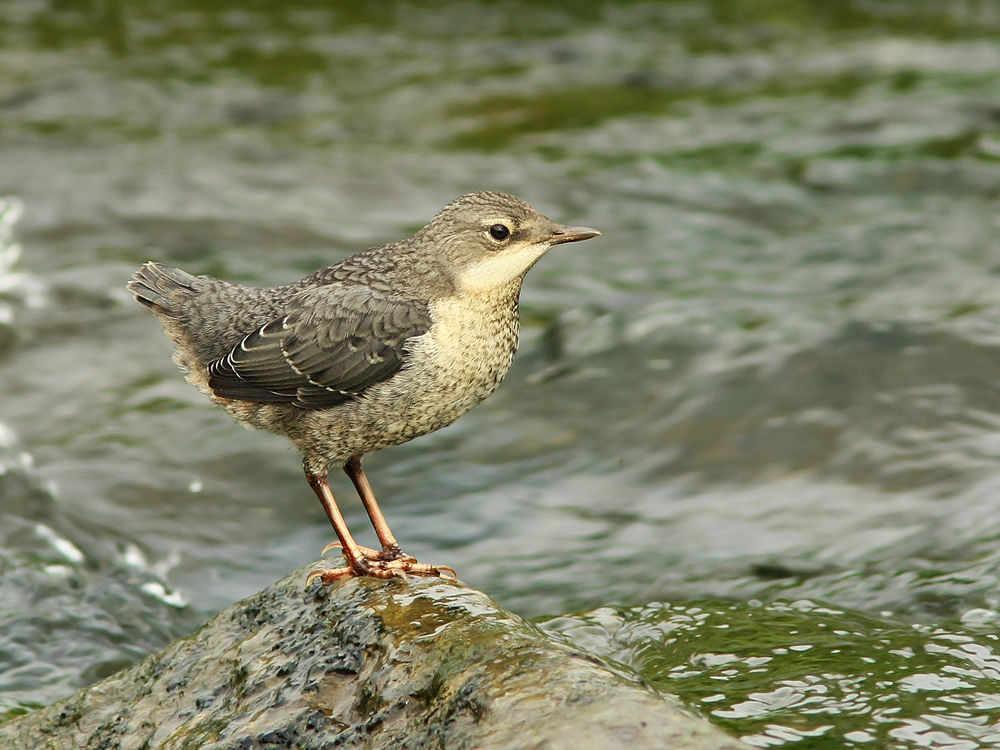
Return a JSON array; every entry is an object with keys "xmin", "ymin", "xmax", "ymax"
[{"xmin": 0, "ymin": 566, "xmax": 747, "ymax": 750}]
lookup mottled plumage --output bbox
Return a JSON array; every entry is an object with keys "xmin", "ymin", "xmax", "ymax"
[
  {"xmin": 206, "ymin": 285, "xmax": 431, "ymax": 409},
  {"xmin": 128, "ymin": 191, "xmax": 600, "ymax": 581}
]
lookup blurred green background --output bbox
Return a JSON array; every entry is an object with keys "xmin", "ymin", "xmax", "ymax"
[{"xmin": 4, "ymin": 1, "xmax": 1000, "ymax": 746}]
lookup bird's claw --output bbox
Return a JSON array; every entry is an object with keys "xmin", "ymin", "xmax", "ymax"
[
  {"xmin": 320, "ymin": 540, "xmax": 416, "ymax": 564},
  {"xmin": 307, "ymin": 557, "xmax": 457, "ymax": 586},
  {"xmin": 309, "ymin": 542, "xmax": 456, "ymax": 585}
]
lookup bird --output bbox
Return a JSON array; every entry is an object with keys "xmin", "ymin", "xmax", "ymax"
[{"xmin": 127, "ymin": 191, "xmax": 600, "ymax": 583}]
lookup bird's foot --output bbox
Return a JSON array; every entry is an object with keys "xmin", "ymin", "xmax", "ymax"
[
  {"xmin": 307, "ymin": 542, "xmax": 457, "ymax": 585},
  {"xmin": 320, "ymin": 540, "xmax": 415, "ymax": 563},
  {"xmin": 307, "ymin": 556, "xmax": 457, "ymax": 585}
]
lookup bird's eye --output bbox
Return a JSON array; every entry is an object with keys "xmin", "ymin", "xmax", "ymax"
[{"xmin": 488, "ymin": 224, "xmax": 511, "ymax": 241}]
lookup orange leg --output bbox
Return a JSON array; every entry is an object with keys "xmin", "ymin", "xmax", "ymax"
[
  {"xmin": 305, "ymin": 464, "xmax": 457, "ymax": 585},
  {"xmin": 304, "ymin": 468, "xmax": 372, "ymax": 581},
  {"xmin": 344, "ymin": 455, "xmax": 407, "ymax": 561}
]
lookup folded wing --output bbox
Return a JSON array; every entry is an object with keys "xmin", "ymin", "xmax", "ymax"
[{"xmin": 207, "ymin": 284, "xmax": 431, "ymax": 409}]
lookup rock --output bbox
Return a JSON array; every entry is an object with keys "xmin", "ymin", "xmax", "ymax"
[{"xmin": 0, "ymin": 564, "xmax": 748, "ymax": 749}]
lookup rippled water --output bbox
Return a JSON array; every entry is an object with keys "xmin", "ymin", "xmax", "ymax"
[
  {"xmin": 3, "ymin": 1, "xmax": 1000, "ymax": 745},
  {"xmin": 544, "ymin": 599, "xmax": 1000, "ymax": 749}
]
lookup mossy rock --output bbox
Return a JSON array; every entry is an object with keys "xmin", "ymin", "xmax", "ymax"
[{"xmin": 0, "ymin": 565, "xmax": 748, "ymax": 749}]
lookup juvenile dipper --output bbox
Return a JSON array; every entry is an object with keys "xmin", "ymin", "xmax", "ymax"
[{"xmin": 128, "ymin": 191, "xmax": 600, "ymax": 582}]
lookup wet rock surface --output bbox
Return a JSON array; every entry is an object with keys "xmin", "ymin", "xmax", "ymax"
[{"xmin": 0, "ymin": 565, "xmax": 746, "ymax": 750}]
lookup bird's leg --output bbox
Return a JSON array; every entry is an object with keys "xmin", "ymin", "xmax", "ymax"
[
  {"xmin": 304, "ymin": 468, "xmax": 373, "ymax": 583},
  {"xmin": 306, "ymin": 464, "xmax": 457, "ymax": 584},
  {"xmin": 343, "ymin": 455, "xmax": 410, "ymax": 562}
]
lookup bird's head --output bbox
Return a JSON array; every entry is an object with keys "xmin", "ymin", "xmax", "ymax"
[{"xmin": 415, "ymin": 191, "xmax": 600, "ymax": 295}]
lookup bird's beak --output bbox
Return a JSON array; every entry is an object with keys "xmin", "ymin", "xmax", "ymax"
[{"xmin": 549, "ymin": 225, "xmax": 601, "ymax": 245}]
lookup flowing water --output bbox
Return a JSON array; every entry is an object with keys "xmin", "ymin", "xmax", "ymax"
[{"xmin": 3, "ymin": 1, "xmax": 1000, "ymax": 746}]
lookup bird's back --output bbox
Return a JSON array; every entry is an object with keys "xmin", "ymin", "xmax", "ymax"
[{"xmin": 129, "ymin": 262, "xmax": 301, "ymax": 391}]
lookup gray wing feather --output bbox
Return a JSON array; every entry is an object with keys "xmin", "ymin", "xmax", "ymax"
[{"xmin": 207, "ymin": 285, "xmax": 430, "ymax": 409}]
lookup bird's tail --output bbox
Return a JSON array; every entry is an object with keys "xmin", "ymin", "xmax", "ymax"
[{"xmin": 127, "ymin": 262, "xmax": 197, "ymax": 317}]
